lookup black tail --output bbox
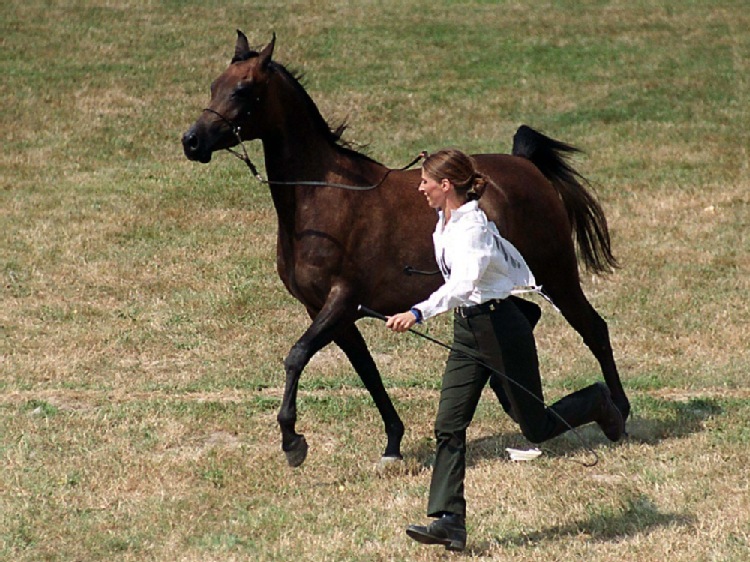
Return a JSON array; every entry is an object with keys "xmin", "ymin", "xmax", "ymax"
[{"xmin": 512, "ymin": 125, "xmax": 618, "ymax": 274}]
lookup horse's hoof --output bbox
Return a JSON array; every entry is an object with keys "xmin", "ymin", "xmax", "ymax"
[
  {"xmin": 284, "ymin": 435, "xmax": 308, "ymax": 468},
  {"xmin": 375, "ymin": 455, "xmax": 404, "ymax": 473},
  {"xmin": 378, "ymin": 455, "xmax": 403, "ymax": 467}
]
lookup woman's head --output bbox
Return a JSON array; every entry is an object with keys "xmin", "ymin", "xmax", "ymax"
[{"xmin": 421, "ymin": 149, "xmax": 489, "ymax": 203}]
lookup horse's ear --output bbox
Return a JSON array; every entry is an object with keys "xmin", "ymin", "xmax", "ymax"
[
  {"xmin": 234, "ymin": 29, "xmax": 251, "ymax": 62},
  {"xmin": 258, "ymin": 32, "xmax": 276, "ymax": 70}
]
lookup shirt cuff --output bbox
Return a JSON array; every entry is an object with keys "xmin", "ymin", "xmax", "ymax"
[{"xmin": 409, "ymin": 307, "xmax": 423, "ymax": 324}]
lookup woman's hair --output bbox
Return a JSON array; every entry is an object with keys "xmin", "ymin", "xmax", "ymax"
[{"xmin": 422, "ymin": 148, "xmax": 490, "ymax": 201}]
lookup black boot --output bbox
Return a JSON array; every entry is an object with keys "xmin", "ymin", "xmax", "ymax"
[
  {"xmin": 547, "ymin": 382, "xmax": 625, "ymax": 442},
  {"xmin": 406, "ymin": 513, "xmax": 466, "ymax": 551},
  {"xmin": 590, "ymin": 382, "xmax": 626, "ymax": 441}
]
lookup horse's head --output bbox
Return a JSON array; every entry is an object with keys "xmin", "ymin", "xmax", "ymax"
[{"xmin": 182, "ymin": 31, "xmax": 276, "ymax": 163}]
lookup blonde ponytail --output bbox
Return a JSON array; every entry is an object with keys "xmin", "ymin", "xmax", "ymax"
[
  {"xmin": 466, "ymin": 173, "xmax": 489, "ymax": 201},
  {"xmin": 423, "ymin": 149, "xmax": 492, "ymax": 203}
]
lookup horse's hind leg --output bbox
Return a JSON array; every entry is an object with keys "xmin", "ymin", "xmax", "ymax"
[
  {"xmin": 335, "ymin": 325, "xmax": 405, "ymax": 461},
  {"xmin": 548, "ymin": 284, "xmax": 631, "ymax": 422}
]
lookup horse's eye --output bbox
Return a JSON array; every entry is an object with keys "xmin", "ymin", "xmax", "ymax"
[{"xmin": 232, "ymin": 83, "xmax": 255, "ymax": 100}]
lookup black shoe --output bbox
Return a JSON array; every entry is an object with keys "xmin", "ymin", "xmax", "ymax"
[
  {"xmin": 406, "ymin": 514, "xmax": 466, "ymax": 551},
  {"xmin": 593, "ymin": 382, "xmax": 625, "ymax": 442}
]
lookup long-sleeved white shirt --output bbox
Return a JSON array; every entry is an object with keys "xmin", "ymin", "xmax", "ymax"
[{"xmin": 415, "ymin": 201, "xmax": 540, "ymax": 321}]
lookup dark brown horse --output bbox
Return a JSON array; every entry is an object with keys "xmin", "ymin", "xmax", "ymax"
[{"xmin": 182, "ymin": 31, "xmax": 629, "ymax": 467}]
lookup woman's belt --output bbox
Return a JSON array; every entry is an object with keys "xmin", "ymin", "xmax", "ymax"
[{"xmin": 454, "ymin": 298, "xmax": 505, "ymax": 319}]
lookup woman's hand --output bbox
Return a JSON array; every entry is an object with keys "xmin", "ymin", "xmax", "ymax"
[{"xmin": 386, "ymin": 311, "xmax": 418, "ymax": 333}]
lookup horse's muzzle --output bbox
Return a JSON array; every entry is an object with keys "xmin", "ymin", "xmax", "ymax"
[{"xmin": 181, "ymin": 129, "xmax": 212, "ymax": 163}]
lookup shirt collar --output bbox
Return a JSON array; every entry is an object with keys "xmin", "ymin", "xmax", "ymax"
[
  {"xmin": 437, "ymin": 201, "xmax": 479, "ymax": 232},
  {"xmin": 449, "ymin": 200, "xmax": 479, "ymax": 221}
]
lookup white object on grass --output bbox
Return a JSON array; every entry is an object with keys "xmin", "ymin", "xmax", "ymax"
[{"xmin": 506, "ymin": 447, "xmax": 542, "ymax": 461}]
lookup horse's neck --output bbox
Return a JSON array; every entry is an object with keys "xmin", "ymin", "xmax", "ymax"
[
  {"xmin": 261, "ymin": 133, "xmax": 334, "ymax": 227},
  {"xmin": 262, "ymin": 136, "xmax": 333, "ymax": 181},
  {"xmin": 261, "ymin": 136, "xmax": 333, "ymax": 257},
  {"xmin": 260, "ymin": 72, "xmax": 385, "ymax": 249},
  {"xmin": 261, "ymin": 71, "xmax": 382, "ymax": 183},
  {"xmin": 260, "ymin": 112, "xmax": 334, "ymax": 234}
]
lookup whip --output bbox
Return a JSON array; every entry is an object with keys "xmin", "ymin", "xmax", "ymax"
[{"xmin": 358, "ymin": 305, "xmax": 601, "ymax": 467}]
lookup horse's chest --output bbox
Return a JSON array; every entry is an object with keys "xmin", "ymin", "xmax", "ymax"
[{"xmin": 276, "ymin": 233, "xmax": 343, "ymax": 304}]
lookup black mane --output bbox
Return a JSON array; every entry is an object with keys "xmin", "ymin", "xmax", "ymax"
[
  {"xmin": 266, "ymin": 58, "xmax": 379, "ymax": 164},
  {"xmin": 274, "ymin": 64, "xmax": 346, "ymax": 144},
  {"xmin": 230, "ymin": 49, "xmax": 378, "ymax": 164}
]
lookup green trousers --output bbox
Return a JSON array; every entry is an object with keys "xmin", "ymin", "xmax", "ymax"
[{"xmin": 427, "ymin": 297, "xmax": 556, "ymax": 518}]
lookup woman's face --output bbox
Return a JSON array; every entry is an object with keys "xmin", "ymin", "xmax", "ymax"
[{"xmin": 418, "ymin": 170, "xmax": 449, "ymax": 210}]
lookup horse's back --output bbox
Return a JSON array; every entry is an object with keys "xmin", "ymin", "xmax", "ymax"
[{"xmin": 382, "ymin": 153, "xmax": 577, "ymax": 290}]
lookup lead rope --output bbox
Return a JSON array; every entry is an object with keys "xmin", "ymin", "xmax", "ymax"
[
  {"xmin": 202, "ymin": 107, "xmax": 425, "ymax": 190},
  {"xmin": 358, "ymin": 305, "xmax": 601, "ymax": 467}
]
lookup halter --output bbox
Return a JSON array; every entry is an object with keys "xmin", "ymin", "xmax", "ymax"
[{"xmin": 202, "ymin": 107, "xmax": 426, "ymax": 190}]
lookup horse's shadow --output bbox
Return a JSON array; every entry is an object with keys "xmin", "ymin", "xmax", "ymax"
[
  {"xmin": 468, "ymin": 495, "xmax": 695, "ymax": 555},
  {"xmin": 473, "ymin": 395, "xmax": 724, "ymax": 463}
]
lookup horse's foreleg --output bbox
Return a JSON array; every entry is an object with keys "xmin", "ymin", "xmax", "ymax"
[
  {"xmin": 278, "ymin": 328, "xmax": 332, "ymax": 468},
  {"xmin": 277, "ymin": 290, "xmax": 353, "ymax": 468},
  {"xmin": 334, "ymin": 325, "xmax": 404, "ymax": 461},
  {"xmin": 278, "ymin": 336, "xmax": 317, "ymax": 468}
]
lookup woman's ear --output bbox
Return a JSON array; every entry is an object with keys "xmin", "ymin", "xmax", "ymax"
[{"xmin": 441, "ymin": 178, "xmax": 452, "ymax": 192}]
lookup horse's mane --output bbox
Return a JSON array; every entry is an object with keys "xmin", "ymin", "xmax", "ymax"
[{"xmin": 233, "ymin": 51, "xmax": 379, "ymax": 165}]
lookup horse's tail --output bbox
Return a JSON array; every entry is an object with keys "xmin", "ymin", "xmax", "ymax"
[{"xmin": 512, "ymin": 125, "xmax": 618, "ymax": 274}]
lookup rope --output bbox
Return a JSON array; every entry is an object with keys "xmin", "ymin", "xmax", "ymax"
[
  {"xmin": 358, "ymin": 305, "xmax": 601, "ymax": 467},
  {"xmin": 202, "ymin": 108, "xmax": 425, "ymax": 190}
]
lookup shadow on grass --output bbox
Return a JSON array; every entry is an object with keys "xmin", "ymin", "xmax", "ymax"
[
  {"xmin": 620, "ymin": 396, "xmax": 723, "ymax": 444},
  {"xmin": 468, "ymin": 495, "xmax": 695, "ymax": 554},
  {"xmin": 458, "ymin": 396, "xmax": 724, "ymax": 464}
]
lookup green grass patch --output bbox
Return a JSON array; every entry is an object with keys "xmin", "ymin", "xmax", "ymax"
[{"xmin": 2, "ymin": 1, "xmax": 749, "ymax": 561}]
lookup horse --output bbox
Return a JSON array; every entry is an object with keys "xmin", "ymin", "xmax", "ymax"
[{"xmin": 182, "ymin": 31, "xmax": 630, "ymax": 468}]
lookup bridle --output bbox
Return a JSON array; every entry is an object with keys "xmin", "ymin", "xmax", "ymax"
[
  {"xmin": 201, "ymin": 107, "xmax": 426, "ymax": 190},
  {"xmin": 203, "ymin": 107, "xmax": 439, "ymax": 277}
]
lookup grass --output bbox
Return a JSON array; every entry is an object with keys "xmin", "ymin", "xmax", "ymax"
[{"xmin": 2, "ymin": 0, "xmax": 749, "ymax": 560}]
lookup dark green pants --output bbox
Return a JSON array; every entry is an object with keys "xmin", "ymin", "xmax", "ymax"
[{"xmin": 427, "ymin": 298, "xmax": 556, "ymax": 518}]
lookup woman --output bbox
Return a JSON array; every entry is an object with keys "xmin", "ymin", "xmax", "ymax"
[{"xmin": 386, "ymin": 149, "xmax": 624, "ymax": 552}]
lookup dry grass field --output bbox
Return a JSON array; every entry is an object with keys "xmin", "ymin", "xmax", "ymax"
[{"xmin": 2, "ymin": 1, "xmax": 748, "ymax": 561}]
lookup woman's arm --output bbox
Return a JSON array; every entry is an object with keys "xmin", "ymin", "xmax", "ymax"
[{"xmin": 414, "ymin": 224, "xmax": 493, "ymax": 319}]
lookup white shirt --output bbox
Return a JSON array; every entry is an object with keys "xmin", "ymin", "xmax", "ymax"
[{"xmin": 415, "ymin": 201, "xmax": 540, "ymax": 321}]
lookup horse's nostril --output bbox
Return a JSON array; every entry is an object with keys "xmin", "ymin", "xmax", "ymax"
[
  {"xmin": 183, "ymin": 132, "xmax": 199, "ymax": 151},
  {"xmin": 182, "ymin": 129, "xmax": 211, "ymax": 162}
]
